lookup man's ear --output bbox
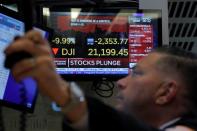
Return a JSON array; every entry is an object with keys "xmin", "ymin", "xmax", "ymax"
[{"xmin": 155, "ymin": 81, "xmax": 178, "ymax": 105}]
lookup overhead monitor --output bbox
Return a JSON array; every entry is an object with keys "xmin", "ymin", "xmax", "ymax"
[{"xmin": 42, "ymin": 6, "xmax": 162, "ymax": 80}]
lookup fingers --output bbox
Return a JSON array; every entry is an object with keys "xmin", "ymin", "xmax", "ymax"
[
  {"xmin": 12, "ymin": 56, "xmax": 55, "ymax": 82},
  {"xmin": 12, "ymin": 58, "xmax": 37, "ymax": 80},
  {"xmin": 5, "ymin": 38, "xmax": 36, "ymax": 55},
  {"xmin": 4, "ymin": 30, "xmax": 51, "ymax": 56},
  {"xmin": 25, "ymin": 30, "xmax": 46, "ymax": 45}
]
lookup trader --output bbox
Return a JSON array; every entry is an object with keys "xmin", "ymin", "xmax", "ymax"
[{"xmin": 5, "ymin": 30, "xmax": 197, "ymax": 131}]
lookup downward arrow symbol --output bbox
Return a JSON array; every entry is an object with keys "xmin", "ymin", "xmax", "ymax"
[{"xmin": 52, "ymin": 48, "xmax": 59, "ymax": 55}]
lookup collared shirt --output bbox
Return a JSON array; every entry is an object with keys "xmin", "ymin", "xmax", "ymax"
[{"xmin": 159, "ymin": 118, "xmax": 181, "ymax": 130}]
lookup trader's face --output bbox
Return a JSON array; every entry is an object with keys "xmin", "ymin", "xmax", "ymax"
[{"xmin": 116, "ymin": 53, "xmax": 164, "ymax": 115}]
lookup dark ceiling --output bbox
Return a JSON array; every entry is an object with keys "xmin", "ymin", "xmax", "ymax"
[{"xmin": 1, "ymin": 0, "xmax": 137, "ymax": 5}]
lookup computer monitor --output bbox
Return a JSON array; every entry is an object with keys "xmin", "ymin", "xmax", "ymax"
[
  {"xmin": 43, "ymin": 6, "xmax": 162, "ymax": 81},
  {"xmin": 0, "ymin": 6, "xmax": 38, "ymax": 112}
]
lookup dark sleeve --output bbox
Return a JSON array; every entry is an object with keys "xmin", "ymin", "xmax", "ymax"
[
  {"xmin": 62, "ymin": 96, "xmax": 161, "ymax": 131},
  {"xmin": 86, "ymin": 97, "xmax": 160, "ymax": 131},
  {"xmin": 62, "ymin": 119, "xmax": 76, "ymax": 131}
]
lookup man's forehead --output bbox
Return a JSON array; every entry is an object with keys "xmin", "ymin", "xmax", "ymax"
[{"xmin": 137, "ymin": 53, "xmax": 163, "ymax": 68}]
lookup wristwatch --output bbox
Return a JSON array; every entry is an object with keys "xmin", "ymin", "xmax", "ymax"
[{"xmin": 61, "ymin": 82, "xmax": 85, "ymax": 114}]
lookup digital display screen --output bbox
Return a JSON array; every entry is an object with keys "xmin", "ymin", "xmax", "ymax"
[
  {"xmin": 46, "ymin": 8, "xmax": 161, "ymax": 80},
  {"xmin": 0, "ymin": 6, "xmax": 37, "ymax": 112}
]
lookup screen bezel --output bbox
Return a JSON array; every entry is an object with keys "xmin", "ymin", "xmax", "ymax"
[
  {"xmin": 0, "ymin": 5, "xmax": 38, "ymax": 113},
  {"xmin": 42, "ymin": 5, "xmax": 162, "ymax": 81}
]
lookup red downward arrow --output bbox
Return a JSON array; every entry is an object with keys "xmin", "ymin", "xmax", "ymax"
[{"xmin": 52, "ymin": 48, "xmax": 59, "ymax": 55}]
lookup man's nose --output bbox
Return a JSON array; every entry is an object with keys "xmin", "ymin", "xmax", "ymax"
[{"xmin": 116, "ymin": 75, "xmax": 128, "ymax": 90}]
